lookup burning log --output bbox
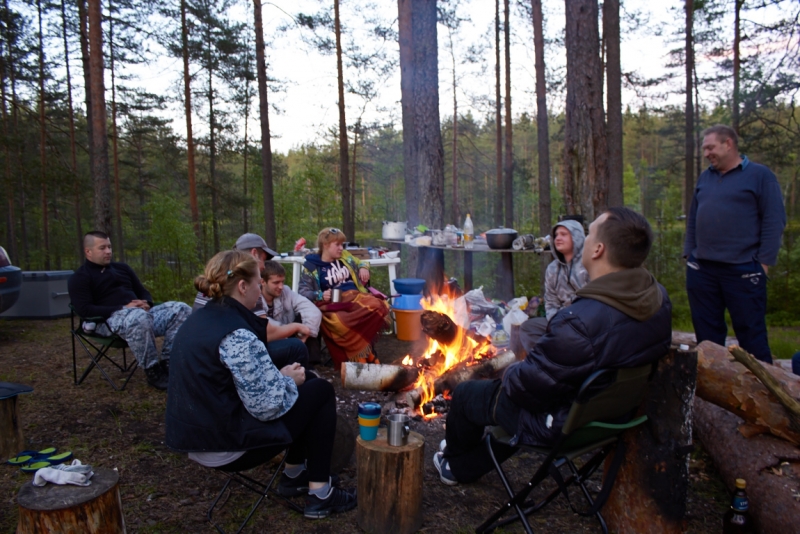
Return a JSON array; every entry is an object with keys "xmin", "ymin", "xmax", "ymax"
[
  {"xmin": 695, "ymin": 341, "xmax": 800, "ymax": 445},
  {"xmin": 405, "ymin": 350, "xmax": 517, "ymax": 407},
  {"xmin": 341, "ymin": 362, "xmax": 421, "ymax": 392},
  {"xmin": 420, "ymin": 310, "xmax": 461, "ymax": 346}
]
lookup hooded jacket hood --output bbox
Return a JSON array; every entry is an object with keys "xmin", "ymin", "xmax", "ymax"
[
  {"xmin": 576, "ymin": 267, "xmax": 663, "ymax": 321},
  {"xmin": 550, "ymin": 219, "xmax": 586, "ymax": 265}
]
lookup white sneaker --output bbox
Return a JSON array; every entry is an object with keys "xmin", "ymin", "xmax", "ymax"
[
  {"xmin": 433, "ymin": 452, "xmax": 458, "ymax": 486},
  {"xmin": 439, "ymin": 439, "xmax": 447, "ymax": 453}
]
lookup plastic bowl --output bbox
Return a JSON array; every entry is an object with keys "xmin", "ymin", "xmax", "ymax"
[
  {"xmin": 394, "ymin": 278, "xmax": 426, "ymax": 295},
  {"xmin": 393, "ymin": 294, "xmax": 423, "ymax": 310}
]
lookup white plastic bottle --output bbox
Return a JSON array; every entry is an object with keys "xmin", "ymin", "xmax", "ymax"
[{"xmin": 464, "ymin": 213, "xmax": 474, "ymax": 249}]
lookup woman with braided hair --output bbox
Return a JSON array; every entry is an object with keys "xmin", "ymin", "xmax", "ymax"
[{"xmin": 166, "ymin": 250, "xmax": 356, "ymax": 519}]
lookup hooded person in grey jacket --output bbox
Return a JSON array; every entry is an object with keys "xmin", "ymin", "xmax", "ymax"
[{"xmin": 519, "ymin": 219, "xmax": 590, "ymax": 351}]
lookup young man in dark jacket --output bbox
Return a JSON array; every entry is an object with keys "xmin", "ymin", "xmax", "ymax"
[{"xmin": 434, "ymin": 207, "xmax": 672, "ymax": 485}]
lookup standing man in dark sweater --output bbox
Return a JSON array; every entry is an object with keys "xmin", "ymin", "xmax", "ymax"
[
  {"xmin": 68, "ymin": 231, "xmax": 192, "ymax": 389},
  {"xmin": 684, "ymin": 124, "xmax": 786, "ymax": 363}
]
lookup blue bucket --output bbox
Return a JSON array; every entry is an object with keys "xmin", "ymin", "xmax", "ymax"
[{"xmin": 393, "ymin": 294, "xmax": 423, "ymax": 310}]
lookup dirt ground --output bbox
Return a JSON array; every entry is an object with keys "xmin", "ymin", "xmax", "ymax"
[{"xmin": 0, "ymin": 318, "xmax": 730, "ymax": 533}]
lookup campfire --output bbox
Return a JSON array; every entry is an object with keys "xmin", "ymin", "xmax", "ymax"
[{"xmin": 341, "ymin": 284, "xmax": 517, "ymax": 419}]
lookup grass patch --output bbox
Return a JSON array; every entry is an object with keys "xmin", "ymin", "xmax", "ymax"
[{"xmin": 769, "ymin": 327, "xmax": 800, "ymax": 359}]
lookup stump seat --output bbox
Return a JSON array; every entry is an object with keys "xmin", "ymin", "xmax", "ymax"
[
  {"xmin": 17, "ymin": 467, "xmax": 125, "ymax": 533},
  {"xmin": 356, "ymin": 427, "xmax": 424, "ymax": 534}
]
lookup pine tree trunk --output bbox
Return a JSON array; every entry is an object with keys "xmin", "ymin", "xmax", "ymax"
[
  {"xmin": 109, "ymin": 0, "xmax": 124, "ymax": 262},
  {"xmin": 334, "ymin": 0, "xmax": 353, "ymax": 238},
  {"xmin": 494, "ymin": 0, "xmax": 503, "ymax": 226},
  {"xmin": 732, "ymin": 0, "xmax": 742, "ymax": 133},
  {"xmin": 181, "ymin": 0, "xmax": 200, "ymax": 239},
  {"xmin": 253, "ymin": 0, "xmax": 277, "ymax": 248},
  {"xmin": 684, "ymin": 0, "xmax": 695, "ymax": 220},
  {"xmin": 531, "ymin": 0, "xmax": 551, "ymax": 293},
  {"xmin": 604, "ymin": 0, "xmax": 623, "ymax": 207},
  {"xmin": 563, "ymin": 0, "xmax": 607, "ymax": 220},
  {"xmin": 37, "ymin": 0, "xmax": 50, "ymax": 270},
  {"xmin": 88, "ymin": 0, "xmax": 112, "ymax": 235},
  {"xmin": 503, "ymin": 0, "xmax": 513, "ymax": 228},
  {"xmin": 206, "ymin": 33, "xmax": 219, "ymax": 253},
  {"xmin": 61, "ymin": 0, "xmax": 82, "ymax": 263},
  {"xmin": 398, "ymin": 0, "xmax": 418, "ymax": 228}
]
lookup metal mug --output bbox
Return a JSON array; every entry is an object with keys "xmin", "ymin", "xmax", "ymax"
[
  {"xmin": 332, "ymin": 288, "xmax": 341, "ymax": 303},
  {"xmin": 386, "ymin": 414, "xmax": 410, "ymax": 446}
]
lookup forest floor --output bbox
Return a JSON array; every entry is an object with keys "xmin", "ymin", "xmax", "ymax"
[{"xmin": 0, "ymin": 317, "xmax": 733, "ymax": 533}]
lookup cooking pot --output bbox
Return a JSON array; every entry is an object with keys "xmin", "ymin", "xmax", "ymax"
[
  {"xmin": 486, "ymin": 228, "xmax": 519, "ymax": 250},
  {"xmin": 382, "ymin": 221, "xmax": 407, "ymax": 241}
]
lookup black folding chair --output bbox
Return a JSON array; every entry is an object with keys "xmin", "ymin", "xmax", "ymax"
[
  {"xmin": 70, "ymin": 304, "xmax": 138, "ymax": 391},
  {"xmin": 206, "ymin": 452, "xmax": 303, "ymax": 534},
  {"xmin": 476, "ymin": 363, "xmax": 654, "ymax": 534}
]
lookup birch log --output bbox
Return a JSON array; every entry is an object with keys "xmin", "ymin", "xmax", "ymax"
[
  {"xmin": 695, "ymin": 341, "xmax": 800, "ymax": 444},
  {"xmin": 341, "ymin": 363, "xmax": 421, "ymax": 391}
]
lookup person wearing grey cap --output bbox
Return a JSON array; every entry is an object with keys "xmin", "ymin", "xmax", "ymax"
[{"xmin": 193, "ymin": 233, "xmax": 315, "ymax": 377}]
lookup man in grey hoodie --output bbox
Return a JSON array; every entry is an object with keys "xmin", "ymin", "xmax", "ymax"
[{"xmin": 519, "ymin": 219, "xmax": 590, "ymax": 351}]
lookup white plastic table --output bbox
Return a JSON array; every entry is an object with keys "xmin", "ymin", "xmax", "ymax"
[{"xmin": 274, "ymin": 255, "xmax": 402, "ymax": 296}]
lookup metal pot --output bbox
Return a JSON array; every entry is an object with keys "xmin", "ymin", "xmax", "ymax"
[
  {"xmin": 486, "ymin": 228, "xmax": 519, "ymax": 250},
  {"xmin": 382, "ymin": 221, "xmax": 407, "ymax": 241}
]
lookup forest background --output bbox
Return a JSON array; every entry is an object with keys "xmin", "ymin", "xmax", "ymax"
[{"xmin": 1, "ymin": 0, "xmax": 799, "ymax": 356}]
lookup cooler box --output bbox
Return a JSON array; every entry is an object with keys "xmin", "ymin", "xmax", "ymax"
[{"xmin": 0, "ymin": 270, "xmax": 73, "ymax": 319}]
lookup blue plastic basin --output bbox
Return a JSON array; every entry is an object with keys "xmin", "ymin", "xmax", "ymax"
[
  {"xmin": 394, "ymin": 278, "xmax": 426, "ymax": 295},
  {"xmin": 393, "ymin": 294, "xmax": 423, "ymax": 310}
]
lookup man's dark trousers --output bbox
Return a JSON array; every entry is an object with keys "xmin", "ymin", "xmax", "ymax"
[
  {"xmin": 443, "ymin": 379, "xmax": 520, "ymax": 483},
  {"xmin": 686, "ymin": 257, "xmax": 772, "ymax": 363},
  {"xmin": 267, "ymin": 338, "xmax": 312, "ymax": 375}
]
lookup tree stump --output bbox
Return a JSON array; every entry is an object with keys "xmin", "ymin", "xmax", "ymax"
[
  {"xmin": 356, "ymin": 428, "xmax": 424, "ymax": 534},
  {"xmin": 17, "ymin": 467, "xmax": 125, "ymax": 534},
  {"xmin": 0, "ymin": 396, "xmax": 25, "ymax": 460},
  {"xmin": 604, "ymin": 346, "xmax": 697, "ymax": 533}
]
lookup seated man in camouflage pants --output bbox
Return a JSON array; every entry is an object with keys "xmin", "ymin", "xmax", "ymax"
[{"xmin": 68, "ymin": 231, "xmax": 191, "ymax": 390}]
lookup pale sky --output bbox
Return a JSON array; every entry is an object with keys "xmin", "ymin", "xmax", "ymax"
[{"xmin": 123, "ymin": 0, "xmax": 782, "ymax": 154}]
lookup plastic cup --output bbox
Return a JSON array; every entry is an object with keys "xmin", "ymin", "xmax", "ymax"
[{"xmin": 358, "ymin": 402, "xmax": 381, "ymax": 440}]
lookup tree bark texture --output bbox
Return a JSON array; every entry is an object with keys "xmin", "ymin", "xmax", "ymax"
[
  {"xmin": 78, "ymin": 0, "xmax": 93, "ymax": 176},
  {"xmin": 37, "ymin": 0, "xmax": 49, "ymax": 270},
  {"xmin": 60, "ymin": 0, "xmax": 82, "ymax": 262},
  {"xmin": 732, "ymin": 0, "xmax": 742, "ymax": 133},
  {"xmin": 88, "ymin": 0, "xmax": 112, "ymax": 235},
  {"xmin": 684, "ymin": 0, "xmax": 695, "ymax": 219},
  {"xmin": 356, "ymin": 429, "xmax": 424, "ymax": 534},
  {"xmin": 563, "ymin": 0, "xmax": 608, "ymax": 221},
  {"xmin": 334, "ymin": 0, "xmax": 353, "ymax": 238},
  {"xmin": 503, "ymin": 0, "xmax": 513, "ymax": 228},
  {"xmin": 695, "ymin": 340, "xmax": 800, "ymax": 444},
  {"xmin": 693, "ymin": 398, "xmax": 800, "ymax": 534},
  {"xmin": 341, "ymin": 362, "xmax": 421, "ymax": 392},
  {"xmin": 254, "ymin": 0, "xmax": 277, "ymax": 248},
  {"xmin": 0, "ymin": 397, "xmax": 24, "ymax": 460},
  {"xmin": 603, "ymin": 0, "xmax": 623, "ymax": 208},
  {"xmin": 604, "ymin": 347, "xmax": 697, "ymax": 534},
  {"xmin": 17, "ymin": 468, "xmax": 125, "ymax": 534},
  {"xmin": 181, "ymin": 0, "xmax": 199, "ymax": 239},
  {"xmin": 398, "ymin": 0, "xmax": 418, "ymax": 227},
  {"xmin": 531, "ymin": 0, "xmax": 551, "ymax": 238},
  {"xmin": 108, "ymin": 3, "xmax": 124, "ymax": 262},
  {"xmin": 494, "ymin": 0, "xmax": 503, "ymax": 226}
]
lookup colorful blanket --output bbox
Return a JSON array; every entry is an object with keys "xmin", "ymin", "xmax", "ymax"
[{"xmin": 317, "ymin": 290, "xmax": 390, "ymax": 369}]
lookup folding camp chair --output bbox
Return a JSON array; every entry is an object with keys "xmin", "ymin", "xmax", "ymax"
[
  {"xmin": 206, "ymin": 452, "xmax": 303, "ymax": 534},
  {"xmin": 70, "ymin": 304, "xmax": 138, "ymax": 391},
  {"xmin": 476, "ymin": 363, "xmax": 654, "ymax": 534}
]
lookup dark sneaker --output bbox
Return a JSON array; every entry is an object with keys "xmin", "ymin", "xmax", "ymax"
[
  {"xmin": 433, "ymin": 452, "xmax": 458, "ymax": 486},
  {"xmin": 144, "ymin": 365, "xmax": 168, "ymax": 390},
  {"xmin": 304, "ymin": 487, "xmax": 357, "ymax": 519},
  {"xmin": 277, "ymin": 472, "xmax": 339, "ymax": 498}
]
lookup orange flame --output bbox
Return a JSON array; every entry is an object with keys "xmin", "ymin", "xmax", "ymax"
[{"xmin": 409, "ymin": 284, "xmax": 493, "ymax": 418}]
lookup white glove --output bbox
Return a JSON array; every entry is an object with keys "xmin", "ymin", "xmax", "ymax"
[{"xmin": 33, "ymin": 466, "xmax": 93, "ymax": 487}]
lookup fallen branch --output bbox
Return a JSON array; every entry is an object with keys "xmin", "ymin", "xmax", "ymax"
[
  {"xmin": 729, "ymin": 345, "xmax": 800, "ymax": 421},
  {"xmin": 696, "ymin": 341, "xmax": 800, "ymax": 444}
]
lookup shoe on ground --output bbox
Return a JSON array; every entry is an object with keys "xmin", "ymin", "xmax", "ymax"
[
  {"xmin": 433, "ymin": 452, "xmax": 458, "ymax": 486},
  {"xmin": 277, "ymin": 472, "xmax": 339, "ymax": 498},
  {"xmin": 304, "ymin": 486, "xmax": 357, "ymax": 519},
  {"xmin": 439, "ymin": 439, "xmax": 447, "ymax": 453},
  {"xmin": 144, "ymin": 365, "xmax": 168, "ymax": 390}
]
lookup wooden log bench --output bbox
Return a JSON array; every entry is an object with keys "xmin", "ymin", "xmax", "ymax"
[
  {"xmin": 356, "ymin": 428, "xmax": 424, "ymax": 534},
  {"xmin": 17, "ymin": 467, "xmax": 125, "ymax": 533},
  {"xmin": 0, "ymin": 382, "xmax": 32, "ymax": 460}
]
